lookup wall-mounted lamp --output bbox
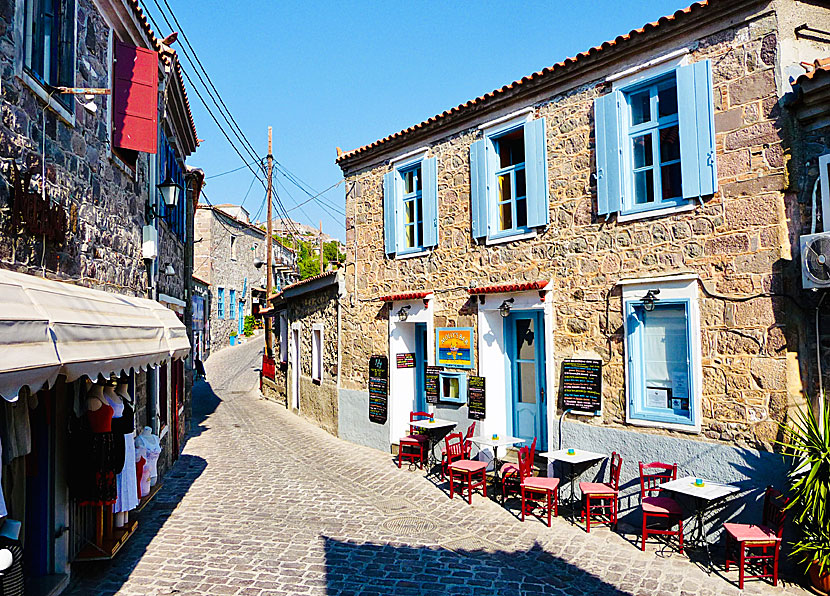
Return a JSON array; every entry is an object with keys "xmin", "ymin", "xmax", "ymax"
[
  {"xmin": 641, "ymin": 289, "xmax": 660, "ymax": 312},
  {"xmin": 499, "ymin": 298, "xmax": 515, "ymax": 318},
  {"xmin": 253, "ymin": 258, "xmax": 265, "ymax": 269},
  {"xmin": 163, "ymin": 263, "xmax": 176, "ymax": 276},
  {"xmin": 397, "ymin": 305, "xmax": 412, "ymax": 321},
  {"xmin": 146, "ymin": 176, "xmax": 182, "ymax": 222}
]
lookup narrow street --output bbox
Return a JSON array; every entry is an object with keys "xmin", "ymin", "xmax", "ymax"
[{"xmin": 60, "ymin": 342, "xmax": 806, "ymax": 596}]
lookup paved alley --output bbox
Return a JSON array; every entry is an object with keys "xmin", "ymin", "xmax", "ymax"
[{"xmin": 65, "ymin": 341, "xmax": 809, "ymax": 596}]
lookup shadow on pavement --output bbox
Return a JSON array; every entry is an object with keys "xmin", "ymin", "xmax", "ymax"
[
  {"xmin": 188, "ymin": 377, "xmax": 223, "ymax": 439},
  {"xmin": 323, "ymin": 536, "xmax": 630, "ymax": 595}
]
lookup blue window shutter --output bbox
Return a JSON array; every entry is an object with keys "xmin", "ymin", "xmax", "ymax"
[
  {"xmin": 382, "ymin": 171, "xmax": 397, "ymax": 256},
  {"xmin": 469, "ymin": 139, "xmax": 488, "ymax": 239},
  {"xmin": 678, "ymin": 60, "xmax": 717, "ymax": 200},
  {"xmin": 421, "ymin": 157, "xmax": 438, "ymax": 248},
  {"xmin": 594, "ymin": 90, "xmax": 623, "ymax": 216},
  {"xmin": 523, "ymin": 117, "xmax": 549, "ymax": 228}
]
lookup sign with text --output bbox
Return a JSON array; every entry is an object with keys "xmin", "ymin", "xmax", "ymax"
[
  {"xmin": 368, "ymin": 355, "xmax": 388, "ymax": 424},
  {"xmin": 436, "ymin": 327, "xmax": 473, "ymax": 369},
  {"xmin": 425, "ymin": 365, "xmax": 443, "ymax": 404},
  {"xmin": 396, "ymin": 353, "xmax": 415, "ymax": 369},
  {"xmin": 467, "ymin": 375, "xmax": 486, "ymax": 420},
  {"xmin": 560, "ymin": 359, "xmax": 602, "ymax": 414}
]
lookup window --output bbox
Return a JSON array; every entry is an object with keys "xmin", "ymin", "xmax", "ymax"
[
  {"xmin": 595, "ymin": 60, "xmax": 717, "ymax": 219},
  {"xmin": 230, "ymin": 236, "xmax": 238, "ymax": 260},
  {"xmin": 622, "ymin": 277, "xmax": 702, "ymax": 431},
  {"xmin": 439, "ymin": 371, "xmax": 467, "ymax": 404},
  {"xmin": 23, "ymin": 0, "xmax": 76, "ymax": 108},
  {"xmin": 311, "ymin": 324, "xmax": 323, "ymax": 383},
  {"xmin": 218, "ymin": 287, "xmax": 225, "ymax": 319},
  {"xmin": 229, "ymin": 290, "xmax": 236, "ymax": 319},
  {"xmin": 157, "ymin": 130, "xmax": 187, "ymax": 241},
  {"xmin": 383, "ymin": 157, "xmax": 438, "ymax": 257},
  {"xmin": 470, "ymin": 117, "xmax": 548, "ymax": 242}
]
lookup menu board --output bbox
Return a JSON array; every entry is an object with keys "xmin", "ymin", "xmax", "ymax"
[
  {"xmin": 368, "ymin": 355, "xmax": 388, "ymax": 424},
  {"xmin": 561, "ymin": 359, "xmax": 602, "ymax": 414},
  {"xmin": 425, "ymin": 365, "xmax": 442, "ymax": 404},
  {"xmin": 396, "ymin": 353, "xmax": 415, "ymax": 368},
  {"xmin": 467, "ymin": 376, "xmax": 486, "ymax": 420}
]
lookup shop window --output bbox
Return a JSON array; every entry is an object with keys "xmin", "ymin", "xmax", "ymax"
[
  {"xmin": 312, "ymin": 324, "xmax": 323, "ymax": 383},
  {"xmin": 595, "ymin": 60, "xmax": 717, "ymax": 219},
  {"xmin": 23, "ymin": 0, "xmax": 76, "ymax": 109},
  {"xmin": 439, "ymin": 370, "xmax": 467, "ymax": 404},
  {"xmin": 623, "ymin": 279, "xmax": 701, "ymax": 431},
  {"xmin": 382, "ymin": 157, "xmax": 438, "ymax": 257},
  {"xmin": 218, "ymin": 287, "xmax": 225, "ymax": 319}
]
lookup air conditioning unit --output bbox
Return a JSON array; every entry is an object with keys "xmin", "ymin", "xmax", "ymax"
[{"xmin": 801, "ymin": 232, "xmax": 830, "ymax": 289}]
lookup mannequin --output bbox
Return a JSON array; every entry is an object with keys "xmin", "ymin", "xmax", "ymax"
[
  {"xmin": 77, "ymin": 382, "xmax": 119, "ymax": 507},
  {"xmin": 105, "ymin": 383, "xmax": 138, "ymax": 527},
  {"xmin": 135, "ymin": 427, "xmax": 161, "ymax": 486}
]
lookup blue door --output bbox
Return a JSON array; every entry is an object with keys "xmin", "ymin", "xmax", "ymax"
[
  {"xmin": 506, "ymin": 310, "xmax": 546, "ymax": 450},
  {"xmin": 414, "ymin": 323, "xmax": 427, "ymax": 412},
  {"xmin": 238, "ymin": 301, "xmax": 244, "ymax": 336}
]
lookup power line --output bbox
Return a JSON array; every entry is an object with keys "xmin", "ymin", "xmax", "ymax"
[{"xmin": 206, "ymin": 157, "xmax": 265, "ymax": 179}]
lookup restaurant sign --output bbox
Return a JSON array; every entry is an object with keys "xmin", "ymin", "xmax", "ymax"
[
  {"xmin": 436, "ymin": 327, "xmax": 473, "ymax": 369},
  {"xmin": 368, "ymin": 355, "xmax": 388, "ymax": 424},
  {"xmin": 7, "ymin": 163, "xmax": 67, "ymax": 244}
]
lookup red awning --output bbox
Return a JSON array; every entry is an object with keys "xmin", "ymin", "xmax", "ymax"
[
  {"xmin": 376, "ymin": 291, "xmax": 432, "ymax": 302},
  {"xmin": 468, "ymin": 281, "xmax": 549, "ymax": 295}
]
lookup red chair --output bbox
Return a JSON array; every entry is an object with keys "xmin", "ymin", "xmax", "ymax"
[
  {"xmin": 397, "ymin": 411, "xmax": 432, "ymax": 469},
  {"xmin": 441, "ymin": 422, "xmax": 476, "ymax": 480},
  {"xmin": 441, "ymin": 432, "xmax": 464, "ymax": 480},
  {"xmin": 502, "ymin": 436, "xmax": 536, "ymax": 502},
  {"xmin": 521, "ymin": 449, "xmax": 560, "ymax": 527},
  {"xmin": 448, "ymin": 438, "xmax": 488, "ymax": 505},
  {"xmin": 639, "ymin": 461, "xmax": 684, "ymax": 553},
  {"xmin": 724, "ymin": 486, "xmax": 790, "ymax": 589},
  {"xmin": 579, "ymin": 451, "xmax": 622, "ymax": 533}
]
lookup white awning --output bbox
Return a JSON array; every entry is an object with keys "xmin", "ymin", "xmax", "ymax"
[{"xmin": 0, "ymin": 270, "xmax": 190, "ymax": 401}]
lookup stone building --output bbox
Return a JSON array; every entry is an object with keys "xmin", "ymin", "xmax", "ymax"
[
  {"xmin": 333, "ymin": 0, "xmax": 830, "ymax": 526},
  {"xmin": 0, "ymin": 0, "xmax": 198, "ymax": 591}
]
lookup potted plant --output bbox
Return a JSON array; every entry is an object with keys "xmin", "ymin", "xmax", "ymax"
[
  {"xmin": 230, "ymin": 330, "xmax": 237, "ymax": 346},
  {"xmin": 779, "ymin": 397, "xmax": 830, "ymax": 593}
]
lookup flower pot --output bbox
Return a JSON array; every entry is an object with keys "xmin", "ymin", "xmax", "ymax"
[
  {"xmin": 810, "ymin": 562, "xmax": 830, "ymax": 595},
  {"xmin": 229, "ymin": 335, "xmax": 237, "ymax": 346}
]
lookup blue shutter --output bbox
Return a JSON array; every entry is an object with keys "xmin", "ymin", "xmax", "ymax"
[
  {"xmin": 594, "ymin": 90, "xmax": 623, "ymax": 216},
  {"xmin": 421, "ymin": 157, "xmax": 438, "ymax": 248},
  {"xmin": 523, "ymin": 117, "xmax": 549, "ymax": 228},
  {"xmin": 469, "ymin": 139, "xmax": 488, "ymax": 239},
  {"xmin": 382, "ymin": 170, "xmax": 397, "ymax": 256},
  {"xmin": 677, "ymin": 60, "xmax": 717, "ymax": 200}
]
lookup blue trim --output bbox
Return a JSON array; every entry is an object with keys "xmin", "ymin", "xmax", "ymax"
[
  {"xmin": 438, "ymin": 370, "xmax": 467, "ymax": 404},
  {"xmin": 415, "ymin": 323, "xmax": 427, "ymax": 412},
  {"xmin": 505, "ymin": 310, "xmax": 547, "ymax": 450},
  {"xmin": 218, "ymin": 287, "xmax": 225, "ymax": 319}
]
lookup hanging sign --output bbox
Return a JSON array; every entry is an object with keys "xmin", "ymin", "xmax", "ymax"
[
  {"xmin": 436, "ymin": 327, "xmax": 473, "ymax": 369},
  {"xmin": 7, "ymin": 163, "xmax": 67, "ymax": 244},
  {"xmin": 368, "ymin": 355, "xmax": 388, "ymax": 424},
  {"xmin": 425, "ymin": 365, "xmax": 442, "ymax": 404},
  {"xmin": 467, "ymin": 375, "xmax": 486, "ymax": 420},
  {"xmin": 560, "ymin": 359, "xmax": 602, "ymax": 415},
  {"xmin": 396, "ymin": 353, "xmax": 415, "ymax": 369}
]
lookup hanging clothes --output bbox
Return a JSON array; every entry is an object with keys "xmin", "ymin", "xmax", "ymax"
[
  {"xmin": 0, "ymin": 394, "xmax": 32, "ymax": 465},
  {"xmin": 105, "ymin": 394, "xmax": 138, "ymax": 513},
  {"xmin": 69, "ymin": 404, "xmax": 120, "ymax": 506}
]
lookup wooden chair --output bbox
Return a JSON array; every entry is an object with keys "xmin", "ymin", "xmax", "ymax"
[
  {"xmin": 639, "ymin": 461, "xmax": 684, "ymax": 553},
  {"xmin": 521, "ymin": 448, "xmax": 560, "ymax": 527},
  {"xmin": 397, "ymin": 411, "xmax": 432, "ymax": 469},
  {"xmin": 502, "ymin": 436, "xmax": 536, "ymax": 502},
  {"xmin": 448, "ymin": 437, "xmax": 488, "ymax": 505},
  {"xmin": 724, "ymin": 486, "xmax": 790, "ymax": 589},
  {"xmin": 441, "ymin": 422, "xmax": 475, "ymax": 479},
  {"xmin": 579, "ymin": 451, "xmax": 622, "ymax": 533},
  {"xmin": 441, "ymin": 432, "xmax": 464, "ymax": 480}
]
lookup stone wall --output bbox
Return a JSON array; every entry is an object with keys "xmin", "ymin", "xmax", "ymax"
[{"xmin": 340, "ymin": 9, "xmax": 816, "ymax": 454}]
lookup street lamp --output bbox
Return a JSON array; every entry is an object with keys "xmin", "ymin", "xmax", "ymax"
[{"xmin": 156, "ymin": 176, "xmax": 181, "ymax": 209}]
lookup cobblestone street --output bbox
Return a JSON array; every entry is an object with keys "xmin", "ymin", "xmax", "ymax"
[{"xmin": 65, "ymin": 341, "xmax": 809, "ymax": 596}]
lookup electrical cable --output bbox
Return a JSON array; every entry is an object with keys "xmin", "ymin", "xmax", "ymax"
[{"xmin": 206, "ymin": 158, "xmax": 265, "ymax": 179}]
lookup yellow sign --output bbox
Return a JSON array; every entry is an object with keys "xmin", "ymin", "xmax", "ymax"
[{"xmin": 436, "ymin": 327, "xmax": 473, "ymax": 369}]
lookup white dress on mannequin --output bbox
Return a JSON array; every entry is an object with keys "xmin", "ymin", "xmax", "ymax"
[
  {"xmin": 104, "ymin": 386, "xmax": 139, "ymax": 514},
  {"xmin": 136, "ymin": 427, "xmax": 161, "ymax": 485}
]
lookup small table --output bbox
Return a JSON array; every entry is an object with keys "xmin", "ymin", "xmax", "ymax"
[
  {"xmin": 541, "ymin": 449, "xmax": 606, "ymax": 523},
  {"xmin": 469, "ymin": 435, "xmax": 523, "ymax": 503},
  {"xmin": 409, "ymin": 418, "xmax": 457, "ymax": 472},
  {"xmin": 660, "ymin": 476, "xmax": 740, "ymax": 572}
]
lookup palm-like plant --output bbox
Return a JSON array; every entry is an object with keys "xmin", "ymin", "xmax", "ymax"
[{"xmin": 779, "ymin": 397, "xmax": 830, "ymax": 575}]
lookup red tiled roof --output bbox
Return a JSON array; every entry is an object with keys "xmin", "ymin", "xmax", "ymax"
[
  {"xmin": 468, "ymin": 281, "xmax": 549, "ymax": 295},
  {"xmin": 376, "ymin": 291, "xmax": 432, "ymax": 302},
  {"xmin": 795, "ymin": 57, "xmax": 830, "ymax": 85},
  {"xmin": 191, "ymin": 273, "xmax": 209, "ymax": 286},
  {"xmin": 270, "ymin": 271, "xmax": 338, "ymax": 302},
  {"xmin": 125, "ymin": 0, "xmax": 198, "ymax": 143},
  {"xmin": 336, "ymin": 0, "xmax": 715, "ymax": 165}
]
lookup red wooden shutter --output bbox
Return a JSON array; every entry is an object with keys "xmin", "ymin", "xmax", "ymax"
[{"xmin": 112, "ymin": 41, "xmax": 158, "ymax": 154}]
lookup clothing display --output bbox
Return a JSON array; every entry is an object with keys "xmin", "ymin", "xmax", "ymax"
[
  {"xmin": 105, "ymin": 388, "xmax": 138, "ymax": 513},
  {"xmin": 136, "ymin": 427, "xmax": 161, "ymax": 485},
  {"xmin": 0, "ymin": 392, "xmax": 33, "ymax": 465},
  {"xmin": 135, "ymin": 454, "xmax": 147, "ymax": 501},
  {"xmin": 70, "ymin": 386, "xmax": 121, "ymax": 506}
]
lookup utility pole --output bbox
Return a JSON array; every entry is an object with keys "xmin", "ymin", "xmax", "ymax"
[
  {"xmin": 264, "ymin": 127, "xmax": 274, "ymax": 360},
  {"xmin": 319, "ymin": 220, "xmax": 323, "ymax": 274}
]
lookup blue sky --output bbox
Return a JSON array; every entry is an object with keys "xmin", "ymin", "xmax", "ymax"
[{"xmin": 158, "ymin": 0, "xmax": 694, "ymax": 241}]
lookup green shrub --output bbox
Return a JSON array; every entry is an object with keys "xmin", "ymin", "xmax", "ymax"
[{"xmin": 244, "ymin": 315, "xmax": 255, "ymax": 336}]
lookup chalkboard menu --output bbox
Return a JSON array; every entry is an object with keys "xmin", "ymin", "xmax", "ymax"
[
  {"xmin": 468, "ymin": 376, "xmax": 486, "ymax": 420},
  {"xmin": 369, "ymin": 355, "xmax": 388, "ymax": 424},
  {"xmin": 396, "ymin": 353, "xmax": 415, "ymax": 368},
  {"xmin": 425, "ymin": 366, "xmax": 442, "ymax": 404},
  {"xmin": 561, "ymin": 359, "xmax": 602, "ymax": 414}
]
